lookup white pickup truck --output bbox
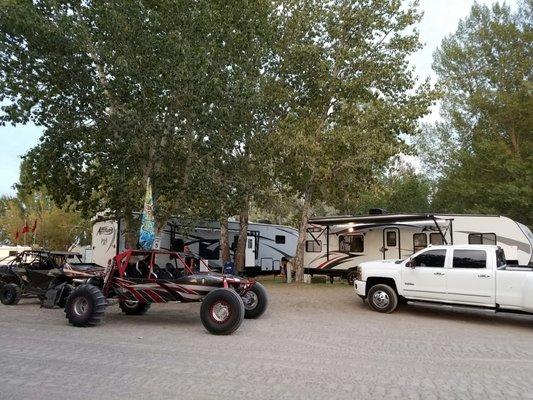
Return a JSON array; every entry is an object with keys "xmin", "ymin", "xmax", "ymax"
[{"xmin": 354, "ymin": 245, "xmax": 533, "ymax": 314}]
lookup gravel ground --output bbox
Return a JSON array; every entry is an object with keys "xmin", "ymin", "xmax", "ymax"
[{"xmin": 1, "ymin": 280, "xmax": 533, "ymax": 400}]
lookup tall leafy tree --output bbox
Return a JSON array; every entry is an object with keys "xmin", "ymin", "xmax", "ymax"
[
  {"xmin": 266, "ymin": 0, "xmax": 434, "ymax": 281},
  {"xmin": 420, "ymin": 1, "xmax": 532, "ymax": 225},
  {"xmin": 1, "ymin": 0, "xmax": 277, "ymax": 248}
]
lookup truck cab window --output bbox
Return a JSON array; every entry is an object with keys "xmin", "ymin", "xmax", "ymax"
[
  {"xmin": 412, "ymin": 250, "xmax": 446, "ymax": 268},
  {"xmin": 453, "ymin": 250, "xmax": 487, "ymax": 269},
  {"xmin": 339, "ymin": 235, "xmax": 364, "ymax": 253},
  {"xmin": 413, "ymin": 233, "xmax": 427, "ymax": 252}
]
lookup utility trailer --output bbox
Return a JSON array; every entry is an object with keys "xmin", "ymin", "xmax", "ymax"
[
  {"xmin": 91, "ymin": 217, "xmax": 298, "ymax": 276},
  {"xmin": 304, "ymin": 211, "xmax": 533, "ymax": 284}
]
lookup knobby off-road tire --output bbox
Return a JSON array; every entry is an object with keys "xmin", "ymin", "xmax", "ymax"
[
  {"xmin": 200, "ymin": 288, "xmax": 244, "ymax": 335},
  {"xmin": 0, "ymin": 283, "xmax": 22, "ymax": 305},
  {"xmin": 242, "ymin": 282, "xmax": 268, "ymax": 319},
  {"xmin": 367, "ymin": 284, "xmax": 399, "ymax": 313},
  {"xmin": 65, "ymin": 284, "xmax": 107, "ymax": 327},
  {"xmin": 119, "ymin": 301, "xmax": 151, "ymax": 315}
]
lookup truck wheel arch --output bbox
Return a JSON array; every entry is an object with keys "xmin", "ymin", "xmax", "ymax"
[{"xmin": 365, "ymin": 277, "xmax": 398, "ymax": 297}]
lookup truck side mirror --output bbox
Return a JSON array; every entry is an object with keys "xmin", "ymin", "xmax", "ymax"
[{"xmin": 406, "ymin": 259, "xmax": 415, "ymax": 269}]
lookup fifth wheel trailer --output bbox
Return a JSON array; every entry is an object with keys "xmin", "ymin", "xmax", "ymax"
[
  {"xmin": 304, "ymin": 213, "xmax": 533, "ymax": 283},
  {"xmin": 91, "ymin": 217, "xmax": 298, "ymax": 275}
]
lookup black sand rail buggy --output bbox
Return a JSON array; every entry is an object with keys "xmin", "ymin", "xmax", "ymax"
[
  {"xmin": 64, "ymin": 249, "xmax": 268, "ymax": 335},
  {"xmin": 0, "ymin": 250, "xmax": 104, "ymax": 308}
]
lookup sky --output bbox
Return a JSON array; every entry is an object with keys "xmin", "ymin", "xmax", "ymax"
[{"xmin": 0, "ymin": 0, "xmax": 518, "ymax": 197}]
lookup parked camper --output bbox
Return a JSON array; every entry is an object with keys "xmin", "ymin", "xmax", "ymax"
[
  {"xmin": 0, "ymin": 246, "xmax": 31, "ymax": 264},
  {"xmin": 304, "ymin": 212, "xmax": 533, "ymax": 284},
  {"xmin": 91, "ymin": 217, "xmax": 298, "ymax": 276}
]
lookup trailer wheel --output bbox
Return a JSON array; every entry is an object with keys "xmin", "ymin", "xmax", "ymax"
[
  {"xmin": 367, "ymin": 284, "xmax": 398, "ymax": 313},
  {"xmin": 201, "ymin": 289, "xmax": 244, "ymax": 335},
  {"xmin": 65, "ymin": 284, "xmax": 107, "ymax": 327},
  {"xmin": 242, "ymin": 282, "xmax": 268, "ymax": 319},
  {"xmin": 346, "ymin": 270, "xmax": 356, "ymax": 286},
  {"xmin": 0, "ymin": 283, "xmax": 21, "ymax": 305},
  {"xmin": 119, "ymin": 300, "xmax": 151, "ymax": 315}
]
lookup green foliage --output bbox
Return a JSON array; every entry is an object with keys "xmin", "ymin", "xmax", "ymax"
[
  {"xmin": 421, "ymin": 1, "xmax": 533, "ymax": 225},
  {"xmin": 1, "ymin": 0, "xmax": 276, "ymax": 227},
  {"xmin": 351, "ymin": 165, "xmax": 431, "ymax": 214},
  {"xmin": 266, "ymin": 0, "xmax": 434, "ymax": 207},
  {"xmin": 0, "ymin": 190, "xmax": 90, "ymax": 250}
]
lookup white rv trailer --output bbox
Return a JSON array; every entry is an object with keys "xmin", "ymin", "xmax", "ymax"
[
  {"xmin": 304, "ymin": 212, "xmax": 533, "ymax": 283},
  {"xmin": 91, "ymin": 217, "xmax": 298, "ymax": 275},
  {"xmin": 0, "ymin": 245, "xmax": 32, "ymax": 263}
]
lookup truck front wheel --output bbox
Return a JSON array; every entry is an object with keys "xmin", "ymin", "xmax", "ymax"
[{"xmin": 367, "ymin": 284, "xmax": 398, "ymax": 313}]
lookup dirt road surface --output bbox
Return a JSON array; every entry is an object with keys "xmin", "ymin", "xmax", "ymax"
[{"xmin": 1, "ymin": 281, "xmax": 533, "ymax": 399}]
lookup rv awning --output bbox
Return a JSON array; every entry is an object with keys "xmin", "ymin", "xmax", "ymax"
[{"xmin": 308, "ymin": 213, "xmax": 440, "ymax": 226}]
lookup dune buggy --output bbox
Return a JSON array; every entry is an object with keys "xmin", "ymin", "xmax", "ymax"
[
  {"xmin": 65, "ymin": 249, "xmax": 268, "ymax": 335},
  {"xmin": 0, "ymin": 250, "xmax": 105, "ymax": 307}
]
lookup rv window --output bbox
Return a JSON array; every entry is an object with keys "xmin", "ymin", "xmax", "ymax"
[
  {"xmin": 199, "ymin": 241, "xmax": 220, "ymax": 260},
  {"xmin": 248, "ymin": 239, "xmax": 253, "ymax": 249},
  {"xmin": 339, "ymin": 235, "xmax": 364, "ymax": 253},
  {"xmin": 386, "ymin": 231, "xmax": 397, "ymax": 247},
  {"xmin": 453, "ymin": 249, "xmax": 487, "ymax": 269},
  {"xmin": 275, "ymin": 235, "xmax": 286, "ymax": 244},
  {"xmin": 170, "ymin": 237, "xmax": 185, "ymax": 252},
  {"xmin": 413, "ymin": 233, "xmax": 427, "ymax": 252},
  {"xmin": 430, "ymin": 233, "xmax": 443, "ymax": 245},
  {"xmin": 305, "ymin": 240, "xmax": 322, "ymax": 253},
  {"xmin": 468, "ymin": 233, "xmax": 497, "ymax": 245}
]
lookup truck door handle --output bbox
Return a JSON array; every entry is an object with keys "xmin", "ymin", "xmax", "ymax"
[
  {"xmin": 478, "ymin": 274, "xmax": 491, "ymax": 278},
  {"xmin": 433, "ymin": 272, "xmax": 445, "ymax": 276}
]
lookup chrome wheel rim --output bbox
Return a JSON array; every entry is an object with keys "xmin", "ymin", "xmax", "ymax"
[
  {"xmin": 211, "ymin": 301, "xmax": 230, "ymax": 323},
  {"xmin": 372, "ymin": 290, "xmax": 390, "ymax": 309},
  {"xmin": 72, "ymin": 297, "xmax": 89, "ymax": 316},
  {"xmin": 124, "ymin": 301, "xmax": 138, "ymax": 309},
  {"xmin": 242, "ymin": 291, "xmax": 258, "ymax": 310}
]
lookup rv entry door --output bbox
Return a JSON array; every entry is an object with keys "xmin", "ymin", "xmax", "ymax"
[
  {"xmin": 245, "ymin": 236, "xmax": 256, "ymax": 268},
  {"xmin": 383, "ymin": 228, "xmax": 400, "ymax": 259}
]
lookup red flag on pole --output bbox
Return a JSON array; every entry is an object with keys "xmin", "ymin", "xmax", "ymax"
[
  {"xmin": 15, "ymin": 230, "xmax": 20, "ymax": 240},
  {"xmin": 21, "ymin": 223, "xmax": 30, "ymax": 234},
  {"xmin": 31, "ymin": 219, "xmax": 38, "ymax": 232}
]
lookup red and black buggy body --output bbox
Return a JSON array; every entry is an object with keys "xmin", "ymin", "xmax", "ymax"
[{"xmin": 65, "ymin": 249, "xmax": 268, "ymax": 335}]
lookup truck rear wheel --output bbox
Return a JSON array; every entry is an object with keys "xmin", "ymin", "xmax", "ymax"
[
  {"xmin": 200, "ymin": 289, "xmax": 244, "ymax": 335},
  {"xmin": 367, "ymin": 284, "xmax": 398, "ymax": 313},
  {"xmin": 0, "ymin": 283, "xmax": 21, "ymax": 305},
  {"xmin": 242, "ymin": 282, "xmax": 268, "ymax": 319},
  {"xmin": 119, "ymin": 300, "xmax": 151, "ymax": 315},
  {"xmin": 65, "ymin": 284, "xmax": 107, "ymax": 327}
]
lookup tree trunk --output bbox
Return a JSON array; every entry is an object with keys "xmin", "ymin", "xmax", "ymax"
[
  {"xmin": 220, "ymin": 217, "xmax": 231, "ymax": 264},
  {"xmin": 234, "ymin": 196, "xmax": 250, "ymax": 273},
  {"xmin": 294, "ymin": 186, "xmax": 314, "ymax": 283},
  {"xmin": 123, "ymin": 212, "xmax": 137, "ymax": 249}
]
